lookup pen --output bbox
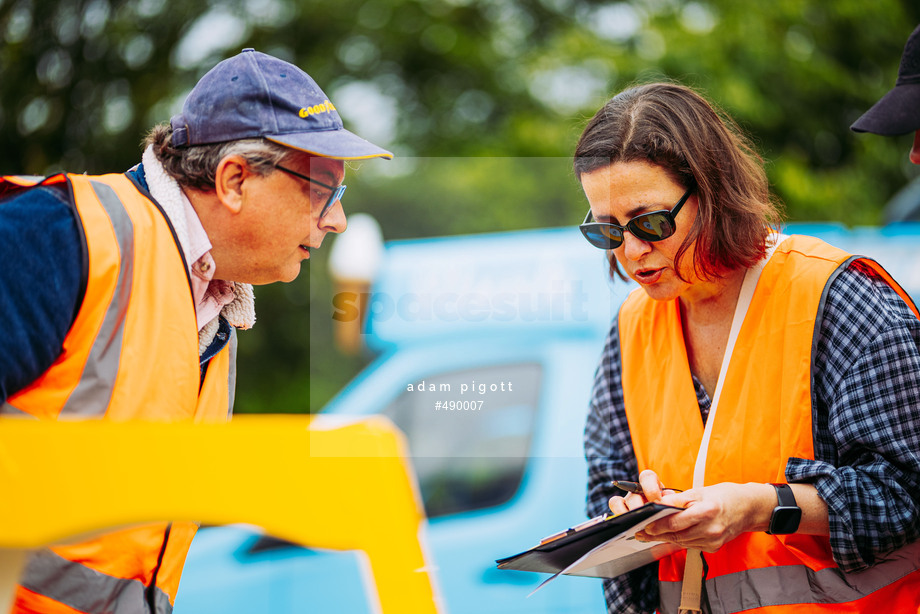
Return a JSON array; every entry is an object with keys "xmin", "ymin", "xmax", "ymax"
[{"xmin": 610, "ymin": 480, "xmax": 683, "ymax": 494}]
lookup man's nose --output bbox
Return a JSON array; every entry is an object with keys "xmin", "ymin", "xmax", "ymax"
[{"xmin": 319, "ymin": 201, "xmax": 347, "ymax": 234}]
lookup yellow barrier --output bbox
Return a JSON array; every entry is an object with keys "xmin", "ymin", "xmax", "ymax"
[{"xmin": 0, "ymin": 415, "xmax": 441, "ymax": 613}]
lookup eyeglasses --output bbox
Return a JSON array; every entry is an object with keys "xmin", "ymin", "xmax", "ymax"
[
  {"xmin": 274, "ymin": 164, "xmax": 346, "ymax": 219},
  {"xmin": 579, "ymin": 188, "xmax": 693, "ymax": 250}
]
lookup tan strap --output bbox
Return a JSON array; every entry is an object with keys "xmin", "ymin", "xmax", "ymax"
[
  {"xmin": 678, "ymin": 549, "xmax": 703, "ymax": 613},
  {"xmin": 679, "ymin": 241, "xmax": 785, "ymax": 614}
]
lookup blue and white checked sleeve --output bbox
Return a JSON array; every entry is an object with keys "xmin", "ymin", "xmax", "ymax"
[
  {"xmin": 787, "ymin": 261, "xmax": 920, "ymax": 572},
  {"xmin": 584, "ymin": 320, "xmax": 658, "ymax": 614}
]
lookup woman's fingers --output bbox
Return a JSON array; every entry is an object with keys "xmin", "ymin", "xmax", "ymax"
[
  {"xmin": 638, "ymin": 469, "xmax": 665, "ymax": 502},
  {"xmin": 636, "ymin": 483, "xmax": 757, "ymax": 552},
  {"xmin": 608, "ymin": 492, "xmax": 648, "ymax": 514}
]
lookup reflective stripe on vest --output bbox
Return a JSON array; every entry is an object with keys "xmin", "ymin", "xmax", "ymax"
[
  {"xmin": 0, "ymin": 403, "xmax": 36, "ymax": 417},
  {"xmin": 618, "ymin": 235, "xmax": 920, "ymax": 612},
  {"xmin": 2, "ymin": 173, "xmax": 232, "ymax": 420},
  {"xmin": 62, "ymin": 180, "xmax": 134, "ymax": 416},
  {"xmin": 18, "ymin": 549, "xmax": 173, "ymax": 614},
  {"xmin": 659, "ymin": 541, "xmax": 920, "ymax": 613},
  {"xmin": 1, "ymin": 172, "xmax": 234, "ymax": 613}
]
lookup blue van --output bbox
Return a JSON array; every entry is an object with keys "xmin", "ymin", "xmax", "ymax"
[{"xmin": 174, "ymin": 222, "xmax": 920, "ymax": 614}]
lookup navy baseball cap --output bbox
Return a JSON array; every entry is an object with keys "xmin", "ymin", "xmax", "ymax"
[
  {"xmin": 851, "ymin": 24, "xmax": 920, "ymax": 136},
  {"xmin": 170, "ymin": 49, "xmax": 393, "ymax": 160}
]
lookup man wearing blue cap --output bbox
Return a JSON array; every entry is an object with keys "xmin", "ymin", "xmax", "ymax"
[
  {"xmin": 0, "ymin": 49, "xmax": 391, "ymax": 613},
  {"xmin": 851, "ymin": 24, "xmax": 920, "ymax": 164}
]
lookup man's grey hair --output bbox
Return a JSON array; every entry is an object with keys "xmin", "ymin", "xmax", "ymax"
[{"xmin": 145, "ymin": 123, "xmax": 293, "ymax": 190}]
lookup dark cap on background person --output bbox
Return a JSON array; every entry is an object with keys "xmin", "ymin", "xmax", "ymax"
[
  {"xmin": 170, "ymin": 48, "xmax": 393, "ymax": 160},
  {"xmin": 851, "ymin": 24, "xmax": 920, "ymax": 136}
]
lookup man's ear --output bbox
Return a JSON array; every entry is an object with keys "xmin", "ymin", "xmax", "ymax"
[{"xmin": 214, "ymin": 155, "xmax": 250, "ymax": 214}]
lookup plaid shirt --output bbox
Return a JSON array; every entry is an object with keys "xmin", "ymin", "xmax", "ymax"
[{"xmin": 584, "ymin": 261, "xmax": 920, "ymax": 614}]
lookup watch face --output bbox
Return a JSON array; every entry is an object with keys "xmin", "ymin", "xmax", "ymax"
[{"xmin": 769, "ymin": 506, "xmax": 802, "ymax": 535}]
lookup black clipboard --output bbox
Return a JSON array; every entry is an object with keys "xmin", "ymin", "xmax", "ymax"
[{"xmin": 495, "ymin": 503, "xmax": 682, "ymax": 578}]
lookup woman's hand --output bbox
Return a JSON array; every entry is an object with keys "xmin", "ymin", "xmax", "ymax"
[
  {"xmin": 607, "ymin": 469, "xmax": 684, "ymax": 515},
  {"xmin": 634, "ymin": 481, "xmax": 778, "ymax": 553},
  {"xmin": 608, "ymin": 471, "xmax": 830, "ymax": 554}
]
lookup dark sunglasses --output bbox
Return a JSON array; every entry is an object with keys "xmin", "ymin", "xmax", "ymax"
[
  {"xmin": 274, "ymin": 164, "xmax": 346, "ymax": 219},
  {"xmin": 579, "ymin": 188, "xmax": 693, "ymax": 250}
]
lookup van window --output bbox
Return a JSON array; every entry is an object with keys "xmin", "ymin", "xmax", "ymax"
[{"xmin": 382, "ymin": 363, "xmax": 542, "ymax": 518}]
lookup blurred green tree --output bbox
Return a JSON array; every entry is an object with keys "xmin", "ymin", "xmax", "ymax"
[{"xmin": 2, "ymin": 0, "xmax": 918, "ymax": 411}]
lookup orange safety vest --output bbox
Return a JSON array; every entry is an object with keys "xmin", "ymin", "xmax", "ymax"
[
  {"xmin": 0, "ymin": 172, "xmax": 236, "ymax": 613},
  {"xmin": 618, "ymin": 235, "xmax": 920, "ymax": 613}
]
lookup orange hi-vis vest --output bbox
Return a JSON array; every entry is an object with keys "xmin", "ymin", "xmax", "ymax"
[
  {"xmin": 618, "ymin": 235, "xmax": 920, "ymax": 613},
  {"xmin": 0, "ymin": 172, "xmax": 236, "ymax": 613}
]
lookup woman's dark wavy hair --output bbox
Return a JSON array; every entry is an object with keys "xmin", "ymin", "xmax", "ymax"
[{"xmin": 573, "ymin": 82, "xmax": 783, "ymax": 281}]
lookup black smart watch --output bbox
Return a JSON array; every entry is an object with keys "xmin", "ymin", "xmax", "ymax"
[{"xmin": 766, "ymin": 483, "xmax": 801, "ymax": 535}]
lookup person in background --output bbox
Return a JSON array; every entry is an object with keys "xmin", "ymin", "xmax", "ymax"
[
  {"xmin": 851, "ymin": 23, "xmax": 920, "ymax": 164},
  {"xmin": 576, "ymin": 82, "xmax": 920, "ymax": 613},
  {"xmin": 0, "ymin": 48, "xmax": 391, "ymax": 614}
]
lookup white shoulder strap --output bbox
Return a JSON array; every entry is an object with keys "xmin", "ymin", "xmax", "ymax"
[
  {"xmin": 680, "ymin": 234, "xmax": 786, "ymax": 614},
  {"xmin": 691, "ymin": 234, "xmax": 786, "ymax": 489}
]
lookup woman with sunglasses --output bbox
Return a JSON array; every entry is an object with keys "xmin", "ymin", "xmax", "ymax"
[{"xmin": 576, "ymin": 83, "xmax": 920, "ymax": 614}]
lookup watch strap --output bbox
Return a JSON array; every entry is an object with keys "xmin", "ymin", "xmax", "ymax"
[
  {"xmin": 771, "ymin": 482, "xmax": 796, "ymax": 507},
  {"xmin": 766, "ymin": 483, "xmax": 801, "ymax": 535}
]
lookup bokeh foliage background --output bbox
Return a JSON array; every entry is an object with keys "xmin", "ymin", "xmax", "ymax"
[{"xmin": 2, "ymin": 0, "xmax": 918, "ymax": 411}]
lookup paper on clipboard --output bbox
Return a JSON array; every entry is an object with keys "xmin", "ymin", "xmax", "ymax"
[
  {"xmin": 522, "ymin": 506, "xmax": 682, "ymax": 595},
  {"xmin": 496, "ymin": 503, "xmax": 684, "ymax": 580},
  {"xmin": 560, "ymin": 507, "xmax": 681, "ymax": 577}
]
